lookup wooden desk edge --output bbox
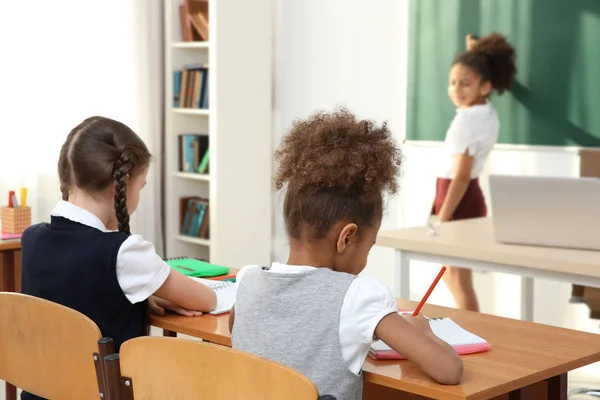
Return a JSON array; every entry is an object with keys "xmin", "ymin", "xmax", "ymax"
[
  {"xmin": 0, "ymin": 241, "xmax": 22, "ymax": 252},
  {"xmin": 150, "ymin": 316, "xmax": 232, "ymax": 347}
]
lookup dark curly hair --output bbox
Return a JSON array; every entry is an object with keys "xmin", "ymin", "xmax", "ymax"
[
  {"xmin": 274, "ymin": 108, "xmax": 402, "ymax": 239},
  {"xmin": 454, "ymin": 32, "xmax": 517, "ymax": 95},
  {"xmin": 58, "ymin": 116, "xmax": 151, "ymax": 235}
]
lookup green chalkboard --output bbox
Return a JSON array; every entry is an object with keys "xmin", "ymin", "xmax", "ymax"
[{"xmin": 407, "ymin": 0, "xmax": 600, "ymax": 147}]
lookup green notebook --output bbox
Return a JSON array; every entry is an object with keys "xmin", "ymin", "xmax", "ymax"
[{"xmin": 164, "ymin": 257, "xmax": 229, "ymax": 278}]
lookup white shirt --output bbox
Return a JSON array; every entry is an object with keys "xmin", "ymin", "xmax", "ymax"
[
  {"xmin": 236, "ymin": 263, "xmax": 397, "ymax": 375},
  {"xmin": 51, "ymin": 201, "xmax": 171, "ymax": 304},
  {"xmin": 439, "ymin": 102, "xmax": 499, "ymax": 179}
]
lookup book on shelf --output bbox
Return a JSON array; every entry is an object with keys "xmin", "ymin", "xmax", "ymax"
[
  {"xmin": 178, "ymin": 134, "xmax": 209, "ymax": 174},
  {"xmin": 180, "ymin": 197, "xmax": 210, "ymax": 239},
  {"xmin": 173, "ymin": 63, "xmax": 209, "ymax": 109},
  {"xmin": 179, "ymin": 0, "xmax": 209, "ymax": 42}
]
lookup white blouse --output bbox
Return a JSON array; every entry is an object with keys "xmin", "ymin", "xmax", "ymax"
[{"xmin": 438, "ymin": 102, "xmax": 499, "ymax": 179}]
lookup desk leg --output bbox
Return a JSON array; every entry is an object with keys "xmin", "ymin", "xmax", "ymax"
[
  {"xmin": 2, "ymin": 251, "xmax": 18, "ymax": 400},
  {"xmin": 521, "ymin": 276, "xmax": 534, "ymax": 322},
  {"xmin": 1, "ymin": 251, "xmax": 16, "ymax": 292},
  {"xmin": 163, "ymin": 329, "xmax": 177, "ymax": 337},
  {"xmin": 6, "ymin": 383, "xmax": 16, "ymax": 400},
  {"xmin": 546, "ymin": 373, "xmax": 567, "ymax": 400},
  {"xmin": 394, "ymin": 250, "xmax": 410, "ymax": 299}
]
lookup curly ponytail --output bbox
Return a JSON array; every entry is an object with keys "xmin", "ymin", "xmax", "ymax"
[{"xmin": 454, "ymin": 32, "xmax": 517, "ymax": 95}]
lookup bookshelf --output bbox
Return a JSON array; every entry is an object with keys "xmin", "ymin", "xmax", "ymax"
[{"xmin": 163, "ymin": 0, "xmax": 273, "ymax": 268}]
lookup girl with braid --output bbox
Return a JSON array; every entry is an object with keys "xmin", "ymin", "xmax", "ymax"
[
  {"xmin": 431, "ymin": 33, "xmax": 516, "ymax": 312},
  {"xmin": 21, "ymin": 116, "xmax": 217, "ymax": 398}
]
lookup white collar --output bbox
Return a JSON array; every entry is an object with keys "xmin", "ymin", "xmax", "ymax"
[
  {"xmin": 50, "ymin": 200, "xmax": 108, "ymax": 232},
  {"xmin": 457, "ymin": 101, "xmax": 491, "ymax": 114}
]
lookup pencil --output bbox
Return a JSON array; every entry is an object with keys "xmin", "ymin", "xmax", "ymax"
[{"xmin": 413, "ymin": 266, "xmax": 447, "ymax": 316}]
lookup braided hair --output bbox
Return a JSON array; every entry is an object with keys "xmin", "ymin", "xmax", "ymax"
[{"xmin": 57, "ymin": 116, "xmax": 151, "ymax": 234}]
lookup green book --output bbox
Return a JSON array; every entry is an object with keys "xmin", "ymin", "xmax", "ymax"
[
  {"xmin": 197, "ymin": 148, "xmax": 210, "ymax": 174},
  {"xmin": 164, "ymin": 257, "xmax": 229, "ymax": 278}
]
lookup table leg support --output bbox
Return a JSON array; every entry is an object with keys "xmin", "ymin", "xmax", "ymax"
[
  {"xmin": 546, "ymin": 373, "xmax": 567, "ymax": 400},
  {"xmin": 6, "ymin": 383, "xmax": 16, "ymax": 400},
  {"xmin": 1, "ymin": 251, "xmax": 16, "ymax": 292},
  {"xmin": 163, "ymin": 329, "xmax": 177, "ymax": 337},
  {"xmin": 521, "ymin": 276, "xmax": 534, "ymax": 322},
  {"xmin": 394, "ymin": 250, "xmax": 410, "ymax": 300},
  {"xmin": 2, "ymin": 251, "xmax": 17, "ymax": 400}
]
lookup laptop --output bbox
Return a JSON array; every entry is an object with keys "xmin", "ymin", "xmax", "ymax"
[
  {"xmin": 190, "ymin": 277, "xmax": 237, "ymax": 315},
  {"xmin": 489, "ymin": 174, "xmax": 600, "ymax": 250}
]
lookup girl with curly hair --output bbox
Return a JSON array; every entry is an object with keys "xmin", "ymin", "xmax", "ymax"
[
  {"xmin": 230, "ymin": 109, "xmax": 463, "ymax": 399},
  {"xmin": 431, "ymin": 33, "xmax": 517, "ymax": 312}
]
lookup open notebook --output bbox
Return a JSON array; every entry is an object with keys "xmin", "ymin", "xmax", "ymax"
[
  {"xmin": 189, "ymin": 277, "xmax": 237, "ymax": 315},
  {"xmin": 369, "ymin": 314, "xmax": 491, "ymax": 360}
]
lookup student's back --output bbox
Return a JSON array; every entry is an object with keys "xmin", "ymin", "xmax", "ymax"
[
  {"xmin": 22, "ymin": 214, "xmax": 146, "ymax": 350},
  {"xmin": 19, "ymin": 116, "xmax": 217, "ymax": 400},
  {"xmin": 234, "ymin": 267, "xmax": 360, "ymax": 399}
]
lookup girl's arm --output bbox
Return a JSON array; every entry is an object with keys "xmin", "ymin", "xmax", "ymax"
[
  {"xmin": 438, "ymin": 150, "xmax": 475, "ymax": 222},
  {"xmin": 375, "ymin": 313, "xmax": 463, "ymax": 384},
  {"xmin": 154, "ymin": 269, "xmax": 218, "ymax": 312}
]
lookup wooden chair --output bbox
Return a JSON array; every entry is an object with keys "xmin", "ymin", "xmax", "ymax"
[
  {"xmin": 0, "ymin": 292, "xmax": 115, "ymax": 400},
  {"xmin": 105, "ymin": 336, "xmax": 321, "ymax": 400}
]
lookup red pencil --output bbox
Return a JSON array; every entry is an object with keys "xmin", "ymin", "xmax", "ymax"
[{"xmin": 413, "ymin": 266, "xmax": 447, "ymax": 316}]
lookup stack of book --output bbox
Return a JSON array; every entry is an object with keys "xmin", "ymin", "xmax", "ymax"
[
  {"xmin": 180, "ymin": 197, "xmax": 210, "ymax": 239},
  {"xmin": 173, "ymin": 64, "xmax": 209, "ymax": 109}
]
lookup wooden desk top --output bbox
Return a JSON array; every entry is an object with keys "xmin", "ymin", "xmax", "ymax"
[
  {"xmin": 0, "ymin": 239, "xmax": 21, "ymax": 252},
  {"xmin": 377, "ymin": 217, "xmax": 600, "ymax": 280},
  {"xmin": 151, "ymin": 298, "xmax": 600, "ymax": 400}
]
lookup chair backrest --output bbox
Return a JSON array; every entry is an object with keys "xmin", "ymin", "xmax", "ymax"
[
  {"xmin": 0, "ymin": 292, "xmax": 106, "ymax": 400},
  {"xmin": 117, "ymin": 336, "xmax": 319, "ymax": 400}
]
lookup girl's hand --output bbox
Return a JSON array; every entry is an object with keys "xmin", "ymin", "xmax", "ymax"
[
  {"xmin": 401, "ymin": 313, "xmax": 434, "ymax": 336},
  {"xmin": 149, "ymin": 296, "xmax": 203, "ymax": 317},
  {"xmin": 466, "ymin": 33, "xmax": 479, "ymax": 51}
]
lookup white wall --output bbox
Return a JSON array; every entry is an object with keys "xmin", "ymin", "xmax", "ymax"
[
  {"xmin": 272, "ymin": 0, "xmax": 408, "ymax": 263},
  {"xmin": 273, "ymin": 0, "xmax": 599, "ymax": 380}
]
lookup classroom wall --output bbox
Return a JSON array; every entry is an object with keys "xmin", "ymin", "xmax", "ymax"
[
  {"xmin": 272, "ymin": 0, "xmax": 599, "ymax": 380},
  {"xmin": 271, "ymin": 0, "xmax": 407, "ymax": 264}
]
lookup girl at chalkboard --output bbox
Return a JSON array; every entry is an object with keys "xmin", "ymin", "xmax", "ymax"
[{"xmin": 430, "ymin": 32, "xmax": 516, "ymax": 311}]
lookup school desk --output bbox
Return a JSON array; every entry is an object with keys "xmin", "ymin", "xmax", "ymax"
[
  {"xmin": 377, "ymin": 217, "xmax": 600, "ymax": 322},
  {"xmin": 151, "ymin": 298, "xmax": 600, "ymax": 400},
  {"xmin": 0, "ymin": 239, "xmax": 21, "ymax": 400}
]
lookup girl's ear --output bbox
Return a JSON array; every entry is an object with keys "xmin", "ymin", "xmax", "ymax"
[
  {"xmin": 480, "ymin": 80, "xmax": 492, "ymax": 98},
  {"xmin": 336, "ymin": 223, "xmax": 358, "ymax": 254}
]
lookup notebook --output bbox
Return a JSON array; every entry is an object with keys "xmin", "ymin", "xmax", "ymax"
[
  {"xmin": 165, "ymin": 257, "xmax": 229, "ymax": 278},
  {"xmin": 189, "ymin": 277, "xmax": 237, "ymax": 315},
  {"xmin": 0, "ymin": 232, "xmax": 21, "ymax": 240},
  {"xmin": 368, "ymin": 314, "xmax": 491, "ymax": 360}
]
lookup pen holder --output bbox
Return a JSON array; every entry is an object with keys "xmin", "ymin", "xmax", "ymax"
[{"xmin": 1, "ymin": 206, "xmax": 32, "ymax": 234}]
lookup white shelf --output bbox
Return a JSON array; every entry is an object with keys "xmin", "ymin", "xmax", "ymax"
[
  {"xmin": 164, "ymin": 0, "xmax": 272, "ymax": 268},
  {"xmin": 175, "ymin": 235, "xmax": 211, "ymax": 247},
  {"xmin": 172, "ymin": 108, "xmax": 209, "ymax": 116},
  {"xmin": 171, "ymin": 41, "xmax": 210, "ymax": 49},
  {"xmin": 174, "ymin": 172, "xmax": 210, "ymax": 182}
]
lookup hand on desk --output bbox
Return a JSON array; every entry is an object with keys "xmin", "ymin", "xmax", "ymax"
[{"xmin": 149, "ymin": 295, "xmax": 204, "ymax": 317}]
